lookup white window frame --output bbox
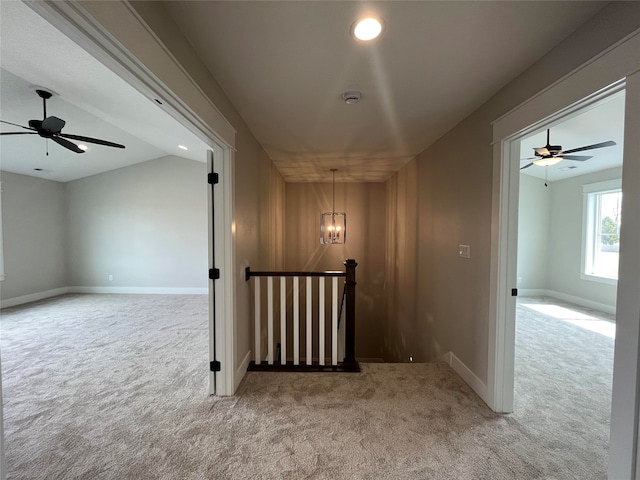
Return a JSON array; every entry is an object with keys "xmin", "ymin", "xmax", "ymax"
[{"xmin": 581, "ymin": 178, "xmax": 622, "ymax": 285}]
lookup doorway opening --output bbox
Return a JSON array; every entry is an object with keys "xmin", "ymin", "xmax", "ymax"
[{"xmin": 512, "ymin": 90, "xmax": 624, "ymax": 472}]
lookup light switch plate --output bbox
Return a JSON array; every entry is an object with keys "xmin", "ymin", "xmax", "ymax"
[{"xmin": 459, "ymin": 245, "xmax": 470, "ymax": 258}]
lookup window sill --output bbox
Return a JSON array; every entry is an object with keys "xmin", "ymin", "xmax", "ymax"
[{"xmin": 580, "ymin": 273, "xmax": 618, "ymax": 286}]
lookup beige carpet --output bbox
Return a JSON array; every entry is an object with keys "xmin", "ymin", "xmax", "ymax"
[{"xmin": 0, "ymin": 294, "xmax": 613, "ymax": 479}]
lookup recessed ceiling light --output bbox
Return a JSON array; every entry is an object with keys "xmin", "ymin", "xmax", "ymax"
[
  {"xmin": 178, "ymin": 145, "xmax": 188, "ymax": 151},
  {"xmin": 352, "ymin": 17, "xmax": 383, "ymax": 41},
  {"xmin": 78, "ymin": 144, "xmax": 88, "ymax": 151}
]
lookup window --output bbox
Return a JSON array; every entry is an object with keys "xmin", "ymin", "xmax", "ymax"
[{"xmin": 582, "ymin": 179, "xmax": 622, "ymax": 283}]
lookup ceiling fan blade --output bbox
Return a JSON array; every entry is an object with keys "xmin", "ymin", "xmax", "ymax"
[
  {"xmin": 0, "ymin": 132, "xmax": 38, "ymax": 136},
  {"xmin": 51, "ymin": 136, "xmax": 85, "ymax": 153},
  {"xmin": 1, "ymin": 120, "xmax": 35, "ymax": 131},
  {"xmin": 562, "ymin": 155, "xmax": 592, "ymax": 161},
  {"xmin": 560, "ymin": 140, "xmax": 616, "ymax": 155},
  {"xmin": 521, "ymin": 157, "xmax": 538, "ymax": 161},
  {"xmin": 42, "ymin": 116, "xmax": 66, "ymax": 133},
  {"xmin": 60, "ymin": 133, "xmax": 125, "ymax": 149},
  {"xmin": 520, "ymin": 162, "xmax": 534, "ymax": 170}
]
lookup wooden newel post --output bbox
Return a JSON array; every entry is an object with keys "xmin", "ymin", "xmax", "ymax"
[{"xmin": 344, "ymin": 258, "xmax": 360, "ymax": 372}]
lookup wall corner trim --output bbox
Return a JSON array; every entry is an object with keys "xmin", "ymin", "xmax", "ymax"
[
  {"xmin": 234, "ymin": 350, "xmax": 252, "ymax": 393},
  {"xmin": 438, "ymin": 351, "xmax": 490, "ymax": 407}
]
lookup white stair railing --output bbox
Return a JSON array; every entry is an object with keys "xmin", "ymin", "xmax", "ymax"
[{"xmin": 245, "ymin": 260, "xmax": 359, "ymax": 372}]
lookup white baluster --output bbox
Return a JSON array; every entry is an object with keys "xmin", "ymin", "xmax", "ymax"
[
  {"xmin": 254, "ymin": 277, "xmax": 261, "ymax": 364},
  {"xmin": 332, "ymin": 276, "xmax": 338, "ymax": 366},
  {"xmin": 293, "ymin": 276, "xmax": 299, "ymax": 365},
  {"xmin": 319, "ymin": 277, "xmax": 325, "ymax": 366},
  {"xmin": 267, "ymin": 276, "xmax": 273, "ymax": 365},
  {"xmin": 280, "ymin": 276, "xmax": 286, "ymax": 365},
  {"xmin": 306, "ymin": 277, "xmax": 312, "ymax": 365}
]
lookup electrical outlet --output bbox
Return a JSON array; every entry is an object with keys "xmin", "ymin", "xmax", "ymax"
[
  {"xmin": 459, "ymin": 245, "xmax": 470, "ymax": 258},
  {"xmin": 108, "ymin": 274, "xmax": 113, "ymax": 282}
]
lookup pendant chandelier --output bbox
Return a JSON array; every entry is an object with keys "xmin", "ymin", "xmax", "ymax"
[{"xmin": 320, "ymin": 169, "xmax": 346, "ymax": 245}]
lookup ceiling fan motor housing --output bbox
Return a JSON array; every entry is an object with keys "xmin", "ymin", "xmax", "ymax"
[{"xmin": 547, "ymin": 145, "xmax": 562, "ymax": 155}]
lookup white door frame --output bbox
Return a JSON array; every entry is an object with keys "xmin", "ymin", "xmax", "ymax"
[
  {"xmin": 207, "ymin": 147, "xmax": 236, "ymax": 396},
  {"xmin": 489, "ymin": 30, "xmax": 640, "ymax": 478},
  {"xmin": 23, "ymin": 1, "xmax": 238, "ymax": 395}
]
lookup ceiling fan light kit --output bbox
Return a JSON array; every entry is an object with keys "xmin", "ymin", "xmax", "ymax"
[
  {"xmin": 0, "ymin": 87, "xmax": 126, "ymax": 154},
  {"xmin": 533, "ymin": 156, "xmax": 563, "ymax": 167}
]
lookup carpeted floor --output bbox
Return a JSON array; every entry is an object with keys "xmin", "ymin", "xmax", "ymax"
[{"xmin": 0, "ymin": 294, "xmax": 614, "ymax": 479}]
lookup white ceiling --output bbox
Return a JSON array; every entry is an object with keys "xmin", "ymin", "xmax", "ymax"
[
  {"xmin": 519, "ymin": 91, "xmax": 625, "ymax": 182},
  {"xmin": 0, "ymin": 1, "xmax": 616, "ymax": 184},
  {"xmin": 163, "ymin": 0, "xmax": 608, "ymax": 182},
  {"xmin": 0, "ymin": 1, "xmax": 209, "ymax": 183}
]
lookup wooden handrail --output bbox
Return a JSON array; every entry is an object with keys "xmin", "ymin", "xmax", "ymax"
[{"xmin": 245, "ymin": 267, "xmax": 345, "ymax": 281}]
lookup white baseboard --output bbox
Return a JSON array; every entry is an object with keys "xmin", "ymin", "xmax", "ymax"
[
  {"xmin": 519, "ymin": 289, "xmax": 616, "ymax": 315},
  {"xmin": 70, "ymin": 286, "xmax": 208, "ymax": 295},
  {"xmin": 1, "ymin": 286, "xmax": 207, "ymax": 308},
  {"xmin": 436, "ymin": 351, "xmax": 490, "ymax": 407},
  {"xmin": 518, "ymin": 289, "xmax": 547, "ymax": 297},
  {"xmin": 235, "ymin": 350, "xmax": 252, "ymax": 392},
  {"xmin": 1, "ymin": 287, "xmax": 70, "ymax": 309}
]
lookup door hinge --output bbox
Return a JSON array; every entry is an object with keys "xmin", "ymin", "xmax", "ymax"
[
  {"xmin": 210, "ymin": 360, "xmax": 221, "ymax": 372},
  {"xmin": 511, "ymin": 288, "xmax": 518, "ymax": 297},
  {"xmin": 208, "ymin": 172, "xmax": 219, "ymax": 185},
  {"xmin": 209, "ymin": 268, "xmax": 220, "ymax": 280}
]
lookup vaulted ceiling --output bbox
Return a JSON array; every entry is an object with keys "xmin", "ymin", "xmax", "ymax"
[
  {"xmin": 1, "ymin": 1, "xmax": 620, "ymax": 183},
  {"xmin": 0, "ymin": 1, "xmax": 208, "ymax": 183}
]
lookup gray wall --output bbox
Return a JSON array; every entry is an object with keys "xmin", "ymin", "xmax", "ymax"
[
  {"xmin": 384, "ymin": 2, "xmax": 640, "ymax": 382},
  {"xmin": 517, "ymin": 174, "xmax": 551, "ymax": 290},
  {"xmin": 234, "ymin": 141, "xmax": 285, "ymax": 370},
  {"xmin": 1, "ymin": 156, "xmax": 209, "ymax": 302},
  {"xmin": 546, "ymin": 168, "xmax": 622, "ymax": 307},
  {"xmin": 285, "ymin": 182, "xmax": 386, "ymax": 359},
  {"xmin": 385, "ymin": 158, "xmax": 420, "ymax": 362},
  {"xmin": 517, "ymin": 168, "xmax": 621, "ymax": 308},
  {"xmin": 0, "ymin": 171, "xmax": 68, "ymax": 301},
  {"xmin": 66, "ymin": 155, "xmax": 207, "ymax": 289}
]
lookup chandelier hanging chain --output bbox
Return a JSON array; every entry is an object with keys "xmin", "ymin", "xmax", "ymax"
[{"xmin": 331, "ymin": 168, "xmax": 337, "ymax": 216}]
